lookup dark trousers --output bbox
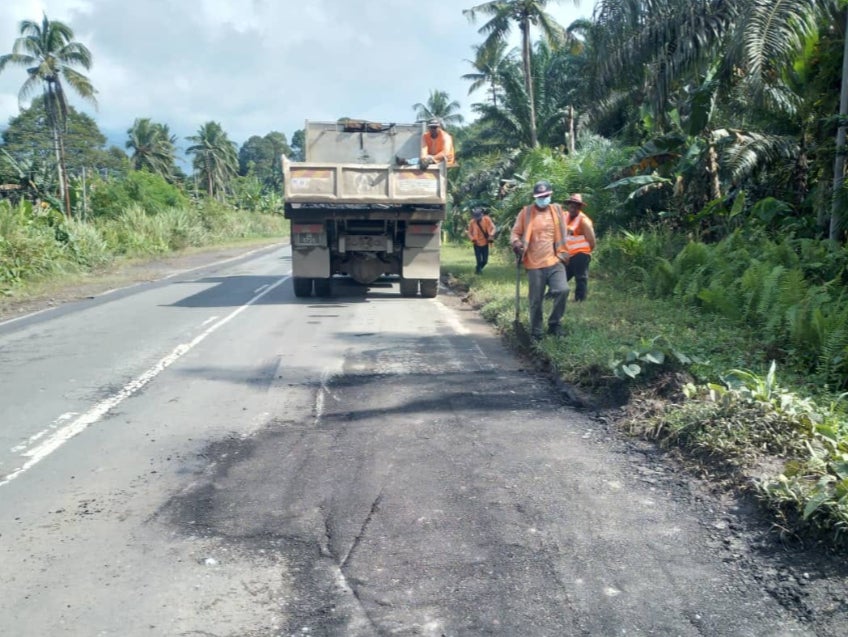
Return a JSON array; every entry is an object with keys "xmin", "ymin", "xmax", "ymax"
[
  {"xmin": 473, "ymin": 244, "xmax": 490, "ymax": 273},
  {"xmin": 565, "ymin": 252, "xmax": 591, "ymax": 301},
  {"xmin": 527, "ymin": 263, "xmax": 568, "ymax": 338}
]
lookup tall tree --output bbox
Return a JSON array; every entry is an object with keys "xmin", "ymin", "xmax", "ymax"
[
  {"xmin": 462, "ymin": 40, "xmax": 512, "ymax": 107},
  {"xmin": 238, "ymin": 131, "xmax": 291, "ymax": 190},
  {"xmin": 2, "ymin": 97, "xmax": 123, "ymax": 186},
  {"xmin": 185, "ymin": 121, "xmax": 238, "ymax": 199},
  {"xmin": 413, "ymin": 90, "xmax": 464, "ymax": 127},
  {"xmin": 126, "ymin": 118, "xmax": 177, "ymax": 179},
  {"xmin": 0, "ymin": 14, "xmax": 96, "ymax": 217},
  {"xmin": 464, "ymin": 0, "xmax": 577, "ymax": 147},
  {"xmin": 831, "ymin": 6, "xmax": 848, "ymax": 241},
  {"xmin": 470, "ymin": 41, "xmax": 576, "ymax": 150},
  {"xmin": 290, "ymin": 129, "xmax": 305, "ymax": 162}
]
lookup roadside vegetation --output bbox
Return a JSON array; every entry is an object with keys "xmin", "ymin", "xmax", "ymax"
[
  {"xmin": 2, "ymin": 3, "xmax": 848, "ymax": 547},
  {"xmin": 0, "ymin": 17, "xmax": 288, "ymax": 297}
]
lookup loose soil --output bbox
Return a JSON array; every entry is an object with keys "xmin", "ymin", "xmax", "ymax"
[{"xmin": 4, "ymin": 243, "xmax": 847, "ymax": 635}]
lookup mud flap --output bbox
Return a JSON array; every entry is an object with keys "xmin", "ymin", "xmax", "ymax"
[
  {"xmin": 292, "ymin": 246, "xmax": 330, "ymax": 278},
  {"xmin": 403, "ymin": 222, "xmax": 440, "ymax": 280}
]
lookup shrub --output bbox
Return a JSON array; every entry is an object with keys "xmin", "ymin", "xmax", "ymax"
[{"xmin": 89, "ymin": 171, "xmax": 188, "ymax": 218}]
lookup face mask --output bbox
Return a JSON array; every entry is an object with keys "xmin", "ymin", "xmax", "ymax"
[{"xmin": 535, "ymin": 196, "xmax": 551, "ymax": 208}]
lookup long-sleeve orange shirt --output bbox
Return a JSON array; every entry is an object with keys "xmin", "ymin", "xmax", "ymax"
[
  {"xmin": 467, "ymin": 215, "xmax": 496, "ymax": 246},
  {"xmin": 421, "ymin": 129, "xmax": 455, "ymax": 166},
  {"xmin": 510, "ymin": 204, "xmax": 568, "ymax": 270}
]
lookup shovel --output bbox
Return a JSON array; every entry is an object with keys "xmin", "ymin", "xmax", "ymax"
[{"xmin": 513, "ymin": 253, "xmax": 531, "ymax": 347}]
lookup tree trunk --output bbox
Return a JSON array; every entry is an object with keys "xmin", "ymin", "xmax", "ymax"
[
  {"xmin": 51, "ymin": 124, "xmax": 67, "ymax": 217},
  {"xmin": 521, "ymin": 19, "xmax": 538, "ymax": 148},
  {"xmin": 707, "ymin": 139, "xmax": 721, "ymax": 201},
  {"xmin": 567, "ymin": 105, "xmax": 575, "ymax": 154},
  {"xmin": 45, "ymin": 87, "xmax": 71, "ymax": 218},
  {"xmin": 58, "ymin": 130, "xmax": 72, "ymax": 218},
  {"xmin": 830, "ymin": 7, "xmax": 848, "ymax": 242}
]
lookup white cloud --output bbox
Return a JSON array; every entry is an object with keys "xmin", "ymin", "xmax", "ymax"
[{"xmin": 0, "ymin": 0, "xmax": 590, "ymax": 152}]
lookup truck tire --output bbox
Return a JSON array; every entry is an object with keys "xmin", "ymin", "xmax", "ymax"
[
  {"xmin": 313, "ymin": 277, "xmax": 332, "ymax": 297},
  {"xmin": 420, "ymin": 279, "xmax": 438, "ymax": 298},
  {"xmin": 399, "ymin": 277, "xmax": 419, "ymax": 297},
  {"xmin": 293, "ymin": 277, "xmax": 313, "ymax": 298}
]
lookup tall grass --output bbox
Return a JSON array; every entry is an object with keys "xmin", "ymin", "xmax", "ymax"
[{"xmin": 0, "ymin": 198, "xmax": 287, "ymax": 295}]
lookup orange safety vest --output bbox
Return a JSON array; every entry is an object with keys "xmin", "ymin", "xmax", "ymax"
[
  {"xmin": 517, "ymin": 203, "xmax": 569, "ymax": 267},
  {"xmin": 566, "ymin": 211, "xmax": 593, "ymax": 256},
  {"xmin": 421, "ymin": 130, "xmax": 455, "ymax": 166}
]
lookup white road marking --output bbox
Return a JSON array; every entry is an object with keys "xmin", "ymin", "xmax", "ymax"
[
  {"xmin": 0, "ymin": 275, "xmax": 290, "ymax": 487},
  {"xmin": 0, "ymin": 242, "xmax": 287, "ymax": 328},
  {"xmin": 200, "ymin": 316, "xmax": 219, "ymax": 327},
  {"xmin": 10, "ymin": 412, "xmax": 77, "ymax": 453},
  {"xmin": 315, "ymin": 369, "xmax": 332, "ymax": 421},
  {"xmin": 434, "ymin": 299, "xmax": 469, "ymax": 335}
]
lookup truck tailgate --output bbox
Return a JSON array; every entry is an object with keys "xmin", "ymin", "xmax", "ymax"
[{"xmin": 282, "ymin": 158, "xmax": 446, "ymax": 205}]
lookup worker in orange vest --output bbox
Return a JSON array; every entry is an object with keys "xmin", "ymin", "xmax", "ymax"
[
  {"xmin": 466, "ymin": 207, "xmax": 497, "ymax": 274},
  {"xmin": 396, "ymin": 118, "xmax": 456, "ymax": 168},
  {"xmin": 510, "ymin": 180, "xmax": 570, "ymax": 341},
  {"xmin": 562, "ymin": 193, "xmax": 596, "ymax": 301}
]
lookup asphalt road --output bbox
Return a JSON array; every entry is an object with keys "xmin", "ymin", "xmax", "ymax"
[{"xmin": 0, "ymin": 244, "xmax": 824, "ymax": 636}]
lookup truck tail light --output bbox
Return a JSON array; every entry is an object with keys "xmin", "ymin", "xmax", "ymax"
[{"xmin": 292, "ymin": 223, "xmax": 326, "ymax": 247}]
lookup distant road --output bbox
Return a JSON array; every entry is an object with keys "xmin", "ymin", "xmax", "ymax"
[{"xmin": 0, "ymin": 245, "xmax": 815, "ymax": 636}]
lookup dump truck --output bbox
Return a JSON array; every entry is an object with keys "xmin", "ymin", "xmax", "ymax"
[{"xmin": 282, "ymin": 120, "xmax": 446, "ymax": 298}]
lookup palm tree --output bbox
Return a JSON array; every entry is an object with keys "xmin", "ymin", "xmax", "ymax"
[
  {"xmin": 462, "ymin": 40, "xmax": 512, "ymax": 107},
  {"xmin": 0, "ymin": 13, "xmax": 96, "ymax": 217},
  {"xmin": 464, "ymin": 0, "xmax": 578, "ymax": 147},
  {"xmin": 589, "ymin": 0, "xmax": 830, "ymax": 131},
  {"xmin": 126, "ymin": 118, "xmax": 177, "ymax": 179},
  {"xmin": 413, "ymin": 90, "xmax": 464, "ymax": 127},
  {"xmin": 588, "ymin": 0, "xmax": 837, "ymax": 235},
  {"xmin": 471, "ymin": 41, "xmax": 579, "ymax": 151},
  {"xmin": 185, "ymin": 121, "xmax": 238, "ymax": 199}
]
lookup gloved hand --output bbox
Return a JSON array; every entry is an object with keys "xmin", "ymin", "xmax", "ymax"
[
  {"xmin": 420, "ymin": 156, "xmax": 434, "ymax": 169},
  {"xmin": 512, "ymin": 242, "xmax": 524, "ymax": 257}
]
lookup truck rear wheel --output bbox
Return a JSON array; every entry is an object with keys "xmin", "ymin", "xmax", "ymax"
[
  {"xmin": 313, "ymin": 277, "xmax": 332, "ymax": 297},
  {"xmin": 420, "ymin": 279, "xmax": 438, "ymax": 298},
  {"xmin": 399, "ymin": 277, "xmax": 419, "ymax": 297},
  {"xmin": 293, "ymin": 277, "xmax": 313, "ymax": 298}
]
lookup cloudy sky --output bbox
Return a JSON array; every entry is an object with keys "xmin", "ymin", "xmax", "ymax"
[{"xmin": 0, "ymin": 0, "xmax": 589, "ymax": 156}]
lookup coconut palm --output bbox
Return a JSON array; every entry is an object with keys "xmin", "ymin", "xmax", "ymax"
[
  {"xmin": 126, "ymin": 118, "xmax": 177, "ymax": 179},
  {"xmin": 464, "ymin": 0, "xmax": 578, "ymax": 147},
  {"xmin": 185, "ymin": 121, "xmax": 238, "ymax": 199},
  {"xmin": 462, "ymin": 40, "xmax": 512, "ymax": 108},
  {"xmin": 413, "ymin": 90, "xmax": 464, "ymax": 127},
  {"xmin": 470, "ymin": 41, "xmax": 580, "ymax": 151},
  {"xmin": 0, "ymin": 13, "xmax": 96, "ymax": 217}
]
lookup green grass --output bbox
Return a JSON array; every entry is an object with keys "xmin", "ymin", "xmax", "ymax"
[{"xmin": 441, "ymin": 243, "xmax": 760, "ymax": 393}]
